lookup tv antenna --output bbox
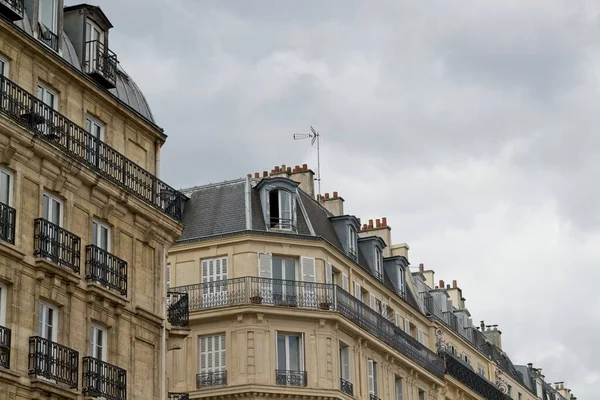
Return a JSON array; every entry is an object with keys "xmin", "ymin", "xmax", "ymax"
[{"xmin": 293, "ymin": 125, "xmax": 321, "ymax": 198}]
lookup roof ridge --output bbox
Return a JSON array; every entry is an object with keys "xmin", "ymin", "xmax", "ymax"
[{"xmin": 181, "ymin": 177, "xmax": 246, "ymax": 195}]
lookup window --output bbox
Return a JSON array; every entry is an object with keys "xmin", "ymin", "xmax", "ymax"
[
  {"xmin": 89, "ymin": 324, "xmax": 107, "ymax": 361},
  {"xmin": 42, "ymin": 192, "xmax": 62, "ymax": 227},
  {"xmin": 508, "ymin": 384, "xmax": 512, "ymax": 398},
  {"xmin": 0, "ymin": 282, "xmax": 6, "ymax": 327},
  {"xmin": 397, "ymin": 268, "xmax": 405, "ymax": 297},
  {"xmin": 374, "ymin": 247, "xmax": 383, "ymax": 279},
  {"xmin": 269, "ymin": 190, "xmax": 292, "ymax": 230},
  {"xmin": 348, "ymin": 226, "xmax": 357, "ymax": 258},
  {"xmin": 0, "ymin": 55, "xmax": 8, "ymax": 77},
  {"xmin": 277, "ymin": 333, "xmax": 303, "ymax": 371},
  {"xmin": 395, "ymin": 312, "xmax": 404, "ymax": 329},
  {"xmin": 166, "ymin": 263, "xmax": 171, "ymax": 291},
  {"xmin": 37, "ymin": 84, "xmax": 57, "ymax": 108},
  {"xmin": 418, "ymin": 389, "xmax": 425, "ymax": 400},
  {"xmin": 86, "ymin": 115, "xmax": 105, "ymax": 167},
  {"xmin": 404, "ymin": 319, "xmax": 412, "ymax": 336},
  {"xmin": 38, "ymin": 302, "xmax": 57, "ymax": 341},
  {"xmin": 39, "ymin": 0, "xmax": 57, "ymax": 32},
  {"xmin": 0, "ymin": 169, "xmax": 12, "ymax": 207},
  {"xmin": 417, "ymin": 328, "xmax": 425, "ymax": 344},
  {"xmin": 201, "ymin": 256, "xmax": 228, "ymax": 303},
  {"xmin": 462, "ymin": 353, "xmax": 470, "ymax": 364},
  {"xmin": 199, "ymin": 334, "xmax": 226, "ymax": 375},
  {"xmin": 353, "ymin": 282, "xmax": 361, "ymax": 299},
  {"xmin": 518, "ymin": 393, "xmax": 522, "ymax": 400},
  {"xmin": 341, "ymin": 273, "xmax": 349, "ymax": 291},
  {"xmin": 92, "ymin": 220, "xmax": 110, "ymax": 251},
  {"xmin": 449, "ymin": 344, "xmax": 457, "ymax": 355},
  {"xmin": 395, "ymin": 377, "xmax": 404, "ymax": 400},
  {"xmin": 367, "ymin": 359, "xmax": 378, "ymax": 397},
  {"xmin": 339, "ymin": 343, "xmax": 351, "ymax": 383},
  {"xmin": 477, "ymin": 365, "xmax": 486, "ymax": 377}
]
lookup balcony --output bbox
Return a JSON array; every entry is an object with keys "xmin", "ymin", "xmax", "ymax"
[
  {"xmin": 82, "ymin": 357, "xmax": 126, "ymax": 400},
  {"xmin": 34, "ymin": 218, "xmax": 81, "ymax": 273},
  {"xmin": 196, "ymin": 370, "xmax": 227, "ymax": 388},
  {"xmin": 84, "ymin": 40, "xmax": 118, "ymax": 89},
  {"xmin": 168, "ymin": 394, "xmax": 189, "ymax": 400},
  {"xmin": 85, "ymin": 245, "xmax": 127, "ymax": 296},
  {"xmin": 373, "ymin": 270, "xmax": 383, "ymax": 281},
  {"xmin": 275, "ymin": 370, "xmax": 307, "ymax": 387},
  {"xmin": 0, "ymin": 325, "xmax": 10, "ymax": 368},
  {"xmin": 0, "ymin": 75, "xmax": 186, "ymax": 221},
  {"xmin": 444, "ymin": 352, "xmax": 509, "ymax": 400},
  {"xmin": 340, "ymin": 378, "xmax": 353, "ymax": 396},
  {"xmin": 28, "ymin": 336, "xmax": 79, "ymax": 389},
  {"xmin": 37, "ymin": 23, "xmax": 59, "ymax": 52},
  {"xmin": 0, "ymin": 202, "xmax": 15, "ymax": 245},
  {"xmin": 175, "ymin": 277, "xmax": 445, "ymax": 378},
  {"xmin": 167, "ymin": 291, "xmax": 189, "ymax": 327},
  {"xmin": 0, "ymin": 0, "xmax": 23, "ymax": 21}
]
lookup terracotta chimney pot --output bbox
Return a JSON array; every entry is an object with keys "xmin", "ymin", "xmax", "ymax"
[
  {"xmin": 382, "ymin": 217, "xmax": 387, "ymax": 226},
  {"xmin": 439, "ymin": 280, "xmax": 445, "ymax": 288},
  {"xmin": 452, "ymin": 280, "xmax": 457, "ymax": 288}
]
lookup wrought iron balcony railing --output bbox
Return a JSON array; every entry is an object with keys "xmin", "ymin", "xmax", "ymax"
[
  {"xmin": 0, "ymin": 201, "xmax": 15, "ymax": 245},
  {"xmin": 28, "ymin": 336, "xmax": 79, "ymax": 388},
  {"xmin": 0, "ymin": 0, "xmax": 24, "ymax": 21},
  {"xmin": 85, "ymin": 245, "xmax": 127, "ymax": 296},
  {"xmin": 443, "ymin": 352, "xmax": 509, "ymax": 400},
  {"xmin": 84, "ymin": 40, "xmax": 118, "ymax": 88},
  {"xmin": 168, "ymin": 394, "xmax": 189, "ymax": 400},
  {"xmin": 196, "ymin": 370, "xmax": 227, "ymax": 388},
  {"xmin": 340, "ymin": 378, "xmax": 353, "ymax": 396},
  {"xmin": 34, "ymin": 218, "xmax": 81, "ymax": 273},
  {"xmin": 174, "ymin": 277, "xmax": 445, "ymax": 378},
  {"xmin": 373, "ymin": 270, "xmax": 383, "ymax": 281},
  {"xmin": 82, "ymin": 356, "xmax": 126, "ymax": 400},
  {"xmin": 0, "ymin": 325, "xmax": 10, "ymax": 369},
  {"xmin": 0, "ymin": 75, "xmax": 186, "ymax": 221},
  {"xmin": 37, "ymin": 23, "xmax": 59, "ymax": 52},
  {"xmin": 275, "ymin": 369, "xmax": 307, "ymax": 387},
  {"xmin": 167, "ymin": 291, "xmax": 189, "ymax": 327},
  {"xmin": 369, "ymin": 394, "xmax": 381, "ymax": 400}
]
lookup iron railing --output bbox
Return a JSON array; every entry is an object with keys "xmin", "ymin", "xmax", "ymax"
[
  {"xmin": 28, "ymin": 336, "xmax": 79, "ymax": 388},
  {"xmin": 85, "ymin": 245, "xmax": 127, "ymax": 296},
  {"xmin": 167, "ymin": 394, "xmax": 189, "ymax": 400},
  {"xmin": 196, "ymin": 370, "xmax": 227, "ymax": 388},
  {"xmin": 275, "ymin": 369, "xmax": 307, "ymax": 387},
  {"xmin": 167, "ymin": 292, "xmax": 189, "ymax": 327},
  {"xmin": 0, "ymin": 75, "xmax": 186, "ymax": 221},
  {"xmin": 340, "ymin": 378, "xmax": 353, "ymax": 396},
  {"xmin": 269, "ymin": 217, "xmax": 295, "ymax": 231},
  {"xmin": 444, "ymin": 352, "xmax": 509, "ymax": 400},
  {"xmin": 82, "ymin": 357, "xmax": 126, "ymax": 400},
  {"xmin": 34, "ymin": 218, "xmax": 81, "ymax": 273},
  {"xmin": 84, "ymin": 40, "xmax": 118, "ymax": 88},
  {"xmin": 0, "ymin": 0, "xmax": 24, "ymax": 21},
  {"xmin": 37, "ymin": 23, "xmax": 58, "ymax": 52},
  {"xmin": 369, "ymin": 395, "xmax": 381, "ymax": 400},
  {"xmin": 174, "ymin": 277, "xmax": 445, "ymax": 378},
  {"xmin": 0, "ymin": 201, "xmax": 15, "ymax": 245},
  {"xmin": 443, "ymin": 311, "xmax": 459, "ymax": 331},
  {"xmin": 0, "ymin": 325, "xmax": 10, "ymax": 369},
  {"xmin": 373, "ymin": 270, "xmax": 383, "ymax": 281}
]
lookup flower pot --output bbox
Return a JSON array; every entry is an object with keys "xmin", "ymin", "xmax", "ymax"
[
  {"xmin": 319, "ymin": 302, "xmax": 331, "ymax": 310},
  {"xmin": 250, "ymin": 296, "xmax": 263, "ymax": 304}
]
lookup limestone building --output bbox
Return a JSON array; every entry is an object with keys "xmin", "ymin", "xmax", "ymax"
[
  {"xmin": 0, "ymin": 1, "xmax": 185, "ymax": 399},
  {"xmin": 166, "ymin": 165, "xmax": 576, "ymax": 400}
]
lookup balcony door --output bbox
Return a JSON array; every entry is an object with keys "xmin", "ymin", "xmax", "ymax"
[
  {"xmin": 92, "ymin": 220, "xmax": 111, "ymax": 287},
  {"xmin": 42, "ymin": 193, "xmax": 63, "ymax": 262},
  {"xmin": 85, "ymin": 115, "xmax": 105, "ymax": 168},
  {"xmin": 38, "ymin": 302, "xmax": 58, "ymax": 378},
  {"xmin": 85, "ymin": 20, "xmax": 104, "ymax": 74},
  {"xmin": 36, "ymin": 84, "xmax": 57, "ymax": 137},
  {"xmin": 276, "ymin": 332, "xmax": 304, "ymax": 375},
  {"xmin": 272, "ymin": 257, "xmax": 296, "ymax": 304},
  {"xmin": 201, "ymin": 257, "xmax": 228, "ymax": 306}
]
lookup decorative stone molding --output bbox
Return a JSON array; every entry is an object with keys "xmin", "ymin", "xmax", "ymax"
[{"xmin": 0, "ymin": 139, "xmax": 17, "ymax": 165}]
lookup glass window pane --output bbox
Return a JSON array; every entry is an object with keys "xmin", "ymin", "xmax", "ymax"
[
  {"xmin": 0, "ymin": 172, "xmax": 10, "ymax": 205},
  {"xmin": 277, "ymin": 334, "xmax": 285, "ymax": 369},
  {"xmin": 37, "ymin": 86, "xmax": 43, "ymax": 100},
  {"xmin": 272, "ymin": 258, "xmax": 282, "ymax": 280},
  {"xmin": 42, "ymin": 194, "xmax": 49, "ymax": 220},
  {"xmin": 39, "ymin": 0, "xmax": 56, "ymax": 30},
  {"xmin": 92, "ymin": 222, "xmax": 98, "ymax": 246},
  {"xmin": 0, "ymin": 60, "xmax": 4, "ymax": 76},
  {"xmin": 289, "ymin": 335, "xmax": 299, "ymax": 370},
  {"xmin": 101, "ymin": 226, "xmax": 108, "ymax": 250},
  {"xmin": 51, "ymin": 199, "xmax": 60, "ymax": 226}
]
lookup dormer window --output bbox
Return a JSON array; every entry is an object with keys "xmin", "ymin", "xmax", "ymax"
[
  {"xmin": 348, "ymin": 226, "xmax": 357, "ymax": 259},
  {"xmin": 269, "ymin": 189, "xmax": 292, "ymax": 230},
  {"xmin": 374, "ymin": 247, "xmax": 383, "ymax": 280},
  {"xmin": 38, "ymin": 0, "xmax": 58, "ymax": 51}
]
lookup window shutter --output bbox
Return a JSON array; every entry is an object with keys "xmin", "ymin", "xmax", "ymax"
[
  {"xmin": 301, "ymin": 257, "xmax": 316, "ymax": 282},
  {"xmin": 220, "ymin": 334, "xmax": 226, "ymax": 371},
  {"xmin": 200, "ymin": 336, "xmax": 207, "ymax": 372},
  {"xmin": 395, "ymin": 312, "xmax": 402, "ymax": 327},
  {"xmin": 417, "ymin": 328, "xmax": 424, "ymax": 344},
  {"xmin": 202, "ymin": 260, "xmax": 209, "ymax": 283},
  {"xmin": 342, "ymin": 273, "xmax": 349, "ymax": 291},
  {"xmin": 258, "ymin": 253, "xmax": 273, "ymax": 278},
  {"xmin": 341, "ymin": 347, "xmax": 350, "ymax": 381},
  {"xmin": 369, "ymin": 293, "xmax": 376, "ymax": 310},
  {"xmin": 382, "ymin": 301, "xmax": 388, "ymax": 318},
  {"xmin": 325, "ymin": 263, "xmax": 333, "ymax": 284},
  {"xmin": 207, "ymin": 335, "xmax": 214, "ymax": 371},
  {"xmin": 354, "ymin": 283, "xmax": 361, "ymax": 299},
  {"xmin": 396, "ymin": 377, "xmax": 404, "ymax": 400},
  {"xmin": 404, "ymin": 319, "xmax": 411, "ymax": 334},
  {"xmin": 221, "ymin": 257, "xmax": 228, "ymax": 277},
  {"xmin": 368, "ymin": 360, "xmax": 375, "ymax": 395}
]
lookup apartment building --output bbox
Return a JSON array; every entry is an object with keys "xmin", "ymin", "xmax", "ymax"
[
  {"xmin": 166, "ymin": 164, "xmax": 576, "ymax": 400},
  {"xmin": 0, "ymin": 1, "xmax": 185, "ymax": 399}
]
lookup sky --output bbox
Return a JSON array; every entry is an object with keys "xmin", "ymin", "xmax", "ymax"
[{"xmin": 69, "ymin": 0, "xmax": 599, "ymax": 396}]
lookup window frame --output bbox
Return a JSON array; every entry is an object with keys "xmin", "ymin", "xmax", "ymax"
[
  {"xmin": 348, "ymin": 225, "xmax": 357, "ymax": 258},
  {"xmin": 339, "ymin": 342, "xmax": 351, "ymax": 382},
  {"xmin": 276, "ymin": 332, "xmax": 304, "ymax": 372},
  {"xmin": 37, "ymin": 83, "xmax": 58, "ymax": 109},
  {"xmin": 85, "ymin": 114, "xmax": 106, "ymax": 141},
  {"xmin": 89, "ymin": 323, "xmax": 107, "ymax": 361},
  {"xmin": 367, "ymin": 358, "xmax": 378, "ymax": 396},
  {"xmin": 199, "ymin": 333, "xmax": 226, "ymax": 374},
  {"xmin": 0, "ymin": 54, "xmax": 8, "ymax": 77},
  {"xmin": 395, "ymin": 376, "xmax": 404, "ymax": 400},
  {"xmin": 38, "ymin": 301, "xmax": 58, "ymax": 342},
  {"xmin": 0, "ymin": 282, "xmax": 7, "ymax": 327},
  {"xmin": 374, "ymin": 246, "xmax": 383, "ymax": 278},
  {"xmin": 92, "ymin": 219, "xmax": 111, "ymax": 252},
  {"xmin": 0, "ymin": 167, "xmax": 13, "ymax": 207},
  {"xmin": 38, "ymin": 0, "xmax": 58, "ymax": 32},
  {"xmin": 42, "ymin": 192, "xmax": 63, "ymax": 227}
]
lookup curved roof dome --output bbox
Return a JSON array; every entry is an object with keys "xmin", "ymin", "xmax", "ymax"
[{"xmin": 15, "ymin": 19, "xmax": 156, "ymax": 123}]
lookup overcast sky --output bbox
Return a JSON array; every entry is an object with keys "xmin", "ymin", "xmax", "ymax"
[{"xmin": 72, "ymin": 0, "xmax": 599, "ymax": 396}]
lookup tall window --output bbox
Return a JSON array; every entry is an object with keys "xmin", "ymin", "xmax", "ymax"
[
  {"xmin": 395, "ymin": 377, "xmax": 404, "ymax": 400},
  {"xmin": 374, "ymin": 247, "xmax": 382, "ymax": 279},
  {"xmin": 0, "ymin": 169, "xmax": 12, "ymax": 206},
  {"xmin": 201, "ymin": 257, "xmax": 228, "ymax": 304},
  {"xmin": 92, "ymin": 220, "xmax": 111, "ymax": 251},
  {"xmin": 477, "ymin": 365, "xmax": 486, "ymax": 377},
  {"xmin": 166, "ymin": 263, "xmax": 171, "ymax": 291},
  {"xmin": 418, "ymin": 389, "xmax": 425, "ymax": 400},
  {"xmin": 273, "ymin": 257, "xmax": 296, "ymax": 303},
  {"xmin": 85, "ymin": 20, "xmax": 104, "ymax": 73},
  {"xmin": 38, "ymin": 0, "xmax": 57, "ymax": 32},
  {"xmin": 38, "ymin": 302, "xmax": 57, "ymax": 341},
  {"xmin": 348, "ymin": 226, "xmax": 357, "ymax": 258},
  {"xmin": 89, "ymin": 324, "xmax": 107, "ymax": 360},
  {"xmin": 37, "ymin": 84, "xmax": 57, "ymax": 108},
  {"xmin": 339, "ymin": 343, "xmax": 351, "ymax": 383},
  {"xmin": 86, "ymin": 115, "xmax": 105, "ymax": 167},
  {"xmin": 269, "ymin": 190, "xmax": 292, "ymax": 230},
  {"xmin": 0, "ymin": 282, "xmax": 7, "ymax": 327},
  {"xmin": 277, "ymin": 333, "xmax": 303, "ymax": 372},
  {"xmin": 367, "ymin": 359, "xmax": 378, "ymax": 398},
  {"xmin": 199, "ymin": 334, "xmax": 226, "ymax": 380},
  {"xmin": 42, "ymin": 192, "xmax": 62, "ymax": 227},
  {"xmin": 0, "ymin": 55, "xmax": 8, "ymax": 77},
  {"xmin": 397, "ymin": 267, "xmax": 405, "ymax": 297}
]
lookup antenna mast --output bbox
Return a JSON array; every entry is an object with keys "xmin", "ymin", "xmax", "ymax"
[{"xmin": 293, "ymin": 126, "xmax": 321, "ymax": 198}]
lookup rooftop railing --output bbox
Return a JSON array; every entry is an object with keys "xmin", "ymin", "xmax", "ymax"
[
  {"xmin": 0, "ymin": 75, "xmax": 186, "ymax": 221},
  {"xmin": 84, "ymin": 40, "xmax": 118, "ymax": 88},
  {"xmin": 174, "ymin": 276, "xmax": 445, "ymax": 378}
]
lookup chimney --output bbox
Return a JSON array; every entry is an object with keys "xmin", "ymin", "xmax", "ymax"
[
  {"xmin": 482, "ymin": 324, "xmax": 503, "ymax": 350},
  {"xmin": 420, "ymin": 263, "xmax": 435, "ymax": 288},
  {"xmin": 390, "ymin": 243, "xmax": 409, "ymax": 259},
  {"xmin": 290, "ymin": 163, "xmax": 315, "ymax": 197},
  {"xmin": 358, "ymin": 217, "xmax": 393, "ymax": 256},
  {"xmin": 320, "ymin": 190, "xmax": 344, "ymax": 216},
  {"xmin": 446, "ymin": 279, "xmax": 465, "ymax": 309}
]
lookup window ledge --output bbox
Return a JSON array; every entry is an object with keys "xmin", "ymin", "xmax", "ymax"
[
  {"xmin": 85, "ymin": 282, "xmax": 128, "ymax": 308},
  {"xmin": 34, "ymin": 258, "xmax": 81, "ymax": 285},
  {"xmin": 0, "ymin": 241, "xmax": 25, "ymax": 261},
  {"xmin": 135, "ymin": 305, "xmax": 163, "ymax": 325},
  {"xmin": 30, "ymin": 377, "xmax": 79, "ymax": 400}
]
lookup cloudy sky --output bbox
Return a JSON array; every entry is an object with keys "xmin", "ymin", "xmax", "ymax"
[{"xmin": 72, "ymin": 0, "xmax": 599, "ymax": 396}]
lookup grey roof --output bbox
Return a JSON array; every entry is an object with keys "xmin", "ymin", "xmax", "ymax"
[{"xmin": 15, "ymin": 11, "xmax": 156, "ymax": 124}]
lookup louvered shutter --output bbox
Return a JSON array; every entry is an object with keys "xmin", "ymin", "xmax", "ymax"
[
  {"xmin": 202, "ymin": 260, "xmax": 210, "ymax": 303},
  {"xmin": 207, "ymin": 335, "xmax": 213, "ymax": 371},
  {"xmin": 382, "ymin": 301, "xmax": 388, "ymax": 318},
  {"xmin": 258, "ymin": 253, "xmax": 273, "ymax": 297},
  {"xmin": 340, "ymin": 346, "xmax": 350, "ymax": 381},
  {"xmin": 325, "ymin": 263, "xmax": 333, "ymax": 284},
  {"xmin": 404, "ymin": 319, "xmax": 411, "ymax": 334},
  {"xmin": 354, "ymin": 283, "xmax": 361, "ymax": 299},
  {"xmin": 369, "ymin": 293, "xmax": 376, "ymax": 310},
  {"xmin": 200, "ymin": 336, "xmax": 207, "ymax": 372},
  {"xmin": 341, "ymin": 273, "xmax": 349, "ymax": 291},
  {"xmin": 395, "ymin": 312, "xmax": 402, "ymax": 327},
  {"xmin": 301, "ymin": 257, "xmax": 316, "ymax": 303},
  {"xmin": 220, "ymin": 334, "xmax": 226, "ymax": 371},
  {"xmin": 368, "ymin": 360, "xmax": 375, "ymax": 395},
  {"xmin": 417, "ymin": 328, "xmax": 424, "ymax": 344}
]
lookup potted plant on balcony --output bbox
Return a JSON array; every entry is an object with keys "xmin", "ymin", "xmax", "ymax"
[
  {"xmin": 318, "ymin": 301, "xmax": 331, "ymax": 310},
  {"xmin": 250, "ymin": 290, "xmax": 263, "ymax": 304}
]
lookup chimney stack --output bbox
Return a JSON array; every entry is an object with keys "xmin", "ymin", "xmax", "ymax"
[
  {"xmin": 446, "ymin": 279, "xmax": 465, "ymax": 309},
  {"xmin": 289, "ymin": 164, "xmax": 315, "ymax": 197},
  {"xmin": 390, "ymin": 243, "xmax": 409, "ymax": 259},
  {"xmin": 482, "ymin": 323, "xmax": 503, "ymax": 350},
  {"xmin": 320, "ymin": 191, "xmax": 345, "ymax": 216},
  {"xmin": 359, "ymin": 217, "xmax": 393, "ymax": 256}
]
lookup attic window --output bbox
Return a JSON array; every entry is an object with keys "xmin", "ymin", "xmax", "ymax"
[
  {"xmin": 348, "ymin": 226, "xmax": 357, "ymax": 259},
  {"xmin": 374, "ymin": 246, "xmax": 383, "ymax": 281},
  {"xmin": 269, "ymin": 190, "xmax": 292, "ymax": 230}
]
